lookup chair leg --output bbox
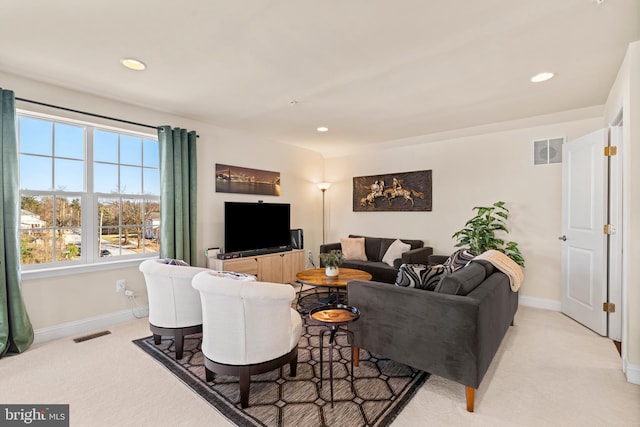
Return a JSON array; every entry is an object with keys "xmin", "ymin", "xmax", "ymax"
[
  {"xmin": 205, "ymin": 367, "xmax": 214, "ymax": 382},
  {"xmin": 174, "ymin": 330, "xmax": 184, "ymax": 359},
  {"xmin": 289, "ymin": 353, "xmax": 298, "ymax": 377},
  {"xmin": 354, "ymin": 346, "xmax": 360, "ymax": 367},
  {"xmin": 239, "ymin": 368, "xmax": 251, "ymax": 408},
  {"xmin": 153, "ymin": 334, "xmax": 161, "ymax": 345},
  {"xmin": 465, "ymin": 386, "xmax": 475, "ymax": 412}
]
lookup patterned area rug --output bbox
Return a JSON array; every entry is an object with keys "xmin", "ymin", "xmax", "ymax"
[{"xmin": 133, "ymin": 294, "xmax": 429, "ymax": 427}]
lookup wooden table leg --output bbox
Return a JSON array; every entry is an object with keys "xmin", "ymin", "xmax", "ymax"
[{"xmin": 465, "ymin": 386, "xmax": 475, "ymax": 412}]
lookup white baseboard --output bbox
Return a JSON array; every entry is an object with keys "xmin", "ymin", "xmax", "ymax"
[
  {"xmin": 33, "ymin": 306, "xmax": 148, "ymax": 345},
  {"xmin": 519, "ymin": 295, "xmax": 562, "ymax": 311},
  {"xmin": 624, "ymin": 359, "xmax": 640, "ymax": 385}
]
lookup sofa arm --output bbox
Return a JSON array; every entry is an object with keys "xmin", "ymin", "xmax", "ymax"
[
  {"xmin": 427, "ymin": 254, "xmax": 449, "ymax": 265},
  {"xmin": 401, "ymin": 246, "xmax": 433, "ymax": 265}
]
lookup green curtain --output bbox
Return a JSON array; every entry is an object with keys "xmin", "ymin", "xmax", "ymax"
[
  {"xmin": 158, "ymin": 126, "xmax": 198, "ymax": 264},
  {"xmin": 0, "ymin": 88, "xmax": 34, "ymax": 357}
]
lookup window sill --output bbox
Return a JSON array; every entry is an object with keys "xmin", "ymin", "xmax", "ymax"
[{"xmin": 21, "ymin": 256, "xmax": 157, "ymax": 281}]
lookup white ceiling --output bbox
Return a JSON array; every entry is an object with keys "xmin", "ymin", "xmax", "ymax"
[{"xmin": 1, "ymin": 1, "xmax": 638, "ymax": 156}]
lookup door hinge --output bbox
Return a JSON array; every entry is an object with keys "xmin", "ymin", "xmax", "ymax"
[
  {"xmin": 604, "ymin": 146, "xmax": 617, "ymax": 156},
  {"xmin": 603, "ymin": 302, "xmax": 616, "ymax": 313},
  {"xmin": 603, "ymin": 224, "xmax": 616, "ymax": 235}
]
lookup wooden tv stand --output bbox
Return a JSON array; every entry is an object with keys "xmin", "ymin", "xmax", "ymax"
[{"xmin": 210, "ymin": 249, "xmax": 305, "ymax": 284}]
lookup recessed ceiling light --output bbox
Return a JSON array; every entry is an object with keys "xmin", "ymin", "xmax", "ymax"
[
  {"xmin": 120, "ymin": 58, "xmax": 146, "ymax": 71},
  {"xmin": 530, "ymin": 72, "xmax": 554, "ymax": 83},
  {"xmin": 317, "ymin": 126, "xmax": 329, "ymax": 132}
]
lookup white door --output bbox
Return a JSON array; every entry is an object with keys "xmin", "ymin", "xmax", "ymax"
[{"xmin": 561, "ymin": 129, "xmax": 607, "ymax": 335}]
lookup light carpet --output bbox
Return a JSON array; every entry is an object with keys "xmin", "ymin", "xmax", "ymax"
[{"xmin": 1, "ymin": 306, "xmax": 638, "ymax": 426}]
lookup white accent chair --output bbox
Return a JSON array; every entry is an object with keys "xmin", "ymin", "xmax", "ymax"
[
  {"xmin": 139, "ymin": 259, "xmax": 209, "ymax": 359},
  {"xmin": 192, "ymin": 271, "xmax": 302, "ymax": 408}
]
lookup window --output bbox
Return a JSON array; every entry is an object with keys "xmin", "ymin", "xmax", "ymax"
[{"xmin": 18, "ymin": 112, "xmax": 160, "ymax": 268}]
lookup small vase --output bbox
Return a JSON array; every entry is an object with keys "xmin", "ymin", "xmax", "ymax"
[{"xmin": 325, "ymin": 266, "xmax": 339, "ymax": 277}]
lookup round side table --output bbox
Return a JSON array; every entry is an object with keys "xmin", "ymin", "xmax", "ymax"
[
  {"xmin": 309, "ymin": 304, "xmax": 360, "ymax": 408},
  {"xmin": 296, "ymin": 268, "xmax": 372, "ymax": 314}
]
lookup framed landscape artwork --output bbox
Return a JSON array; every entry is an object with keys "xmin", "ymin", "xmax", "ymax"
[
  {"xmin": 353, "ymin": 170, "xmax": 432, "ymax": 212},
  {"xmin": 215, "ymin": 164, "xmax": 281, "ymax": 196}
]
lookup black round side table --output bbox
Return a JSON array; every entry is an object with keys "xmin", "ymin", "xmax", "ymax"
[{"xmin": 309, "ymin": 304, "xmax": 360, "ymax": 407}]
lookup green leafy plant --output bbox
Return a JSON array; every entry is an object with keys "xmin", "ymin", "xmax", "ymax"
[
  {"xmin": 451, "ymin": 201, "xmax": 525, "ymax": 266},
  {"xmin": 319, "ymin": 250, "xmax": 344, "ymax": 268}
]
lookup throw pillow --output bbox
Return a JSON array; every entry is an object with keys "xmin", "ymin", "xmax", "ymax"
[
  {"xmin": 163, "ymin": 258, "xmax": 189, "ymax": 266},
  {"xmin": 395, "ymin": 264, "xmax": 426, "ymax": 288},
  {"xmin": 395, "ymin": 263, "xmax": 455, "ymax": 291},
  {"xmin": 340, "ymin": 237, "xmax": 367, "ymax": 261},
  {"xmin": 208, "ymin": 271, "xmax": 257, "ymax": 281},
  {"xmin": 443, "ymin": 249, "xmax": 476, "ymax": 270},
  {"xmin": 381, "ymin": 239, "xmax": 411, "ymax": 267}
]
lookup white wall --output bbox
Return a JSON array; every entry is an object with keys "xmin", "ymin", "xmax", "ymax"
[
  {"xmin": 323, "ymin": 117, "xmax": 602, "ymax": 304},
  {"xmin": 1, "ymin": 72, "xmax": 324, "ymax": 334},
  {"xmin": 604, "ymin": 40, "xmax": 640, "ymax": 382}
]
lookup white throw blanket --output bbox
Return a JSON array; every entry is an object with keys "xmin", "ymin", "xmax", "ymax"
[{"xmin": 473, "ymin": 250, "xmax": 524, "ymax": 292}]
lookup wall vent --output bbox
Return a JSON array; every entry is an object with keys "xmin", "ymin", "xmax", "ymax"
[{"xmin": 533, "ymin": 137, "xmax": 564, "ymax": 165}]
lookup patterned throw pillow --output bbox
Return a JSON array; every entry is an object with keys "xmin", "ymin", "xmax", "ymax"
[
  {"xmin": 443, "ymin": 249, "xmax": 476, "ymax": 270},
  {"xmin": 395, "ymin": 264, "xmax": 455, "ymax": 291},
  {"xmin": 163, "ymin": 258, "xmax": 190, "ymax": 266},
  {"xmin": 208, "ymin": 271, "xmax": 257, "ymax": 281},
  {"xmin": 395, "ymin": 264, "xmax": 426, "ymax": 288}
]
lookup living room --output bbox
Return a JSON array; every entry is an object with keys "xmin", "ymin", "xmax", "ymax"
[{"xmin": 1, "ymin": 2, "xmax": 639, "ymax": 426}]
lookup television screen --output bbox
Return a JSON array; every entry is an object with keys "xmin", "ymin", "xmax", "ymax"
[{"xmin": 224, "ymin": 202, "xmax": 292, "ymax": 254}]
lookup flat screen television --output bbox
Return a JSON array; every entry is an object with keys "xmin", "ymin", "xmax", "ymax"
[{"xmin": 224, "ymin": 201, "xmax": 292, "ymax": 255}]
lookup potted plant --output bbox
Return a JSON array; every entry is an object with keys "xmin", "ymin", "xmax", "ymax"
[
  {"xmin": 319, "ymin": 249, "xmax": 344, "ymax": 276},
  {"xmin": 451, "ymin": 201, "xmax": 525, "ymax": 266}
]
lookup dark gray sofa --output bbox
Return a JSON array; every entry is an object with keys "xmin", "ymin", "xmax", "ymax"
[
  {"xmin": 347, "ymin": 260, "xmax": 518, "ymax": 412},
  {"xmin": 319, "ymin": 235, "xmax": 433, "ymax": 283}
]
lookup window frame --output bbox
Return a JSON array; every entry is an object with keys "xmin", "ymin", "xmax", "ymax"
[{"xmin": 17, "ymin": 109, "xmax": 160, "ymax": 275}]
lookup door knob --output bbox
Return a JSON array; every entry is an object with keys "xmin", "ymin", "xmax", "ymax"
[{"xmin": 558, "ymin": 235, "xmax": 567, "ymax": 241}]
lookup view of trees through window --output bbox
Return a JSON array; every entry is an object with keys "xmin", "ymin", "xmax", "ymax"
[{"xmin": 18, "ymin": 113, "xmax": 160, "ymax": 266}]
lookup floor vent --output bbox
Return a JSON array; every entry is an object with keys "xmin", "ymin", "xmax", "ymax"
[{"xmin": 73, "ymin": 330, "xmax": 111, "ymax": 343}]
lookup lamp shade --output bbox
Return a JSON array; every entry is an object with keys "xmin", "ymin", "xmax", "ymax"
[{"xmin": 317, "ymin": 182, "xmax": 331, "ymax": 191}]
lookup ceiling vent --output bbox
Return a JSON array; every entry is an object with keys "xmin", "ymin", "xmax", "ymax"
[{"xmin": 533, "ymin": 137, "xmax": 564, "ymax": 165}]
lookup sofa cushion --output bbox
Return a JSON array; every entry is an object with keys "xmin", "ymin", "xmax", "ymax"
[
  {"xmin": 381, "ymin": 239, "xmax": 411, "ymax": 267},
  {"xmin": 444, "ymin": 249, "xmax": 476, "ymax": 270},
  {"xmin": 395, "ymin": 263, "xmax": 455, "ymax": 291},
  {"xmin": 341, "ymin": 237, "xmax": 367, "ymax": 261},
  {"xmin": 435, "ymin": 262, "xmax": 487, "ymax": 295},
  {"xmin": 471, "ymin": 259, "xmax": 497, "ymax": 277},
  {"xmin": 350, "ymin": 235, "xmax": 423, "ymax": 262},
  {"xmin": 348, "ymin": 235, "xmax": 381, "ymax": 261}
]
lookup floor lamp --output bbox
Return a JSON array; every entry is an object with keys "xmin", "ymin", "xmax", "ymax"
[{"xmin": 318, "ymin": 182, "xmax": 331, "ymax": 244}]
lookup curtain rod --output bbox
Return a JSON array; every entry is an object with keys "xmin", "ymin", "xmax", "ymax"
[{"xmin": 15, "ymin": 97, "xmax": 161, "ymax": 131}]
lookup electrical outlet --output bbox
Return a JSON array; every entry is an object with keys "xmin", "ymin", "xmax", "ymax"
[
  {"xmin": 116, "ymin": 279, "xmax": 126, "ymax": 293},
  {"xmin": 125, "ymin": 290, "xmax": 135, "ymax": 298},
  {"xmin": 307, "ymin": 250, "xmax": 312, "ymax": 257}
]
